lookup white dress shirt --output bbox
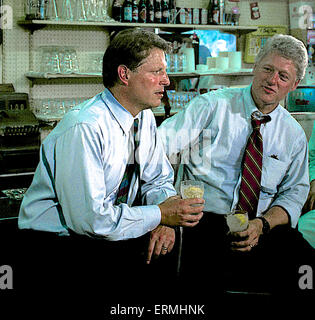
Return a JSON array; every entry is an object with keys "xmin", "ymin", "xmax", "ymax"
[
  {"xmin": 18, "ymin": 89, "xmax": 176, "ymax": 240},
  {"xmin": 158, "ymin": 85, "xmax": 309, "ymax": 227}
]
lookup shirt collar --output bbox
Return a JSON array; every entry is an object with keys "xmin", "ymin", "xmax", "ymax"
[
  {"xmin": 101, "ymin": 89, "xmax": 140, "ymax": 135},
  {"xmin": 244, "ymin": 84, "xmax": 280, "ymax": 122}
]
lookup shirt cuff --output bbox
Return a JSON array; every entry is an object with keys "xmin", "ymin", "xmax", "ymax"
[
  {"xmin": 271, "ymin": 199, "xmax": 300, "ymax": 228},
  {"xmin": 141, "ymin": 205, "xmax": 161, "ymax": 234}
]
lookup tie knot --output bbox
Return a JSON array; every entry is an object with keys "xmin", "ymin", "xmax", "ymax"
[{"xmin": 251, "ymin": 113, "xmax": 271, "ymax": 130}]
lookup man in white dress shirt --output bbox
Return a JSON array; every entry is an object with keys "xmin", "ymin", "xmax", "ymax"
[
  {"xmin": 159, "ymin": 34, "xmax": 313, "ymax": 295},
  {"xmin": 17, "ymin": 29, "xmax": 204, "ymax": 305}
]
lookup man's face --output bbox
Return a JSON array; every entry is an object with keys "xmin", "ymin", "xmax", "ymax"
[
  {"xmin": 251, "ymin": 52, "xmax": 300, "ymax": 112},
  {"xmin": 126, "ymin": 48, "xmax": 170, "ymax": 111}
]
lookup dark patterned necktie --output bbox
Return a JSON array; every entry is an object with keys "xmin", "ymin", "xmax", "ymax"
[
  {"xmin": 115, "ymin": 119, "xmax": 139, "ymax": 205},
  {"xmin": 236, "ymin": 112, "xmax": 271, "ymax": 219}
]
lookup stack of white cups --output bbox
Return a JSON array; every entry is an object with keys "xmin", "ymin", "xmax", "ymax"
[{"xmin": 207, "ymin": 51, "xmax": 242, "ymax": 71}]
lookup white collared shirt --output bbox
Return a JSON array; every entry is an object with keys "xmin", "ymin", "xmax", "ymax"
[
  {"xmin": 158, "ymin": 85, "xmax": 309, "ymax": 227},
  {"xmin": 19, "ymin": 89, "xmax": 176, "ymax": 239}
]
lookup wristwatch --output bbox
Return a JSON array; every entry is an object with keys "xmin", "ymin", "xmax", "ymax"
[{"xmin": 257, "ymin": 216, "xmax": 270, "ymax": 235}]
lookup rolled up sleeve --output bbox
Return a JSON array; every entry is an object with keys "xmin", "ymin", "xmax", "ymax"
[{"xmin": 271, "ymin": 135, "xmax": 310, "ymax": 227}]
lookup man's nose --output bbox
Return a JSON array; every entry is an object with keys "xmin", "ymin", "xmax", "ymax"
[
  {"xmin": 266, "ymin": 71, "xmax": 279, "ymax": 84},
  {"xmin": 161, "ymin": 72, "xmax": 170, "ymax": 86}
]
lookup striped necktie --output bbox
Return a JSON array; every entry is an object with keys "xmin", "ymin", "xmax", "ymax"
[
  {"xmin": 115, "ymin": 119, "xmax": 140, "ymax": 205},
  {"xmin": 236, "ymin": 112, "xmax": 271, "ymax": 219}
]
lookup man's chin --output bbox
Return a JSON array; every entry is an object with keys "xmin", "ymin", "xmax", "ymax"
[{"xmin": 147, "ymin": 103, "xmax": 162, "ymax": 110}]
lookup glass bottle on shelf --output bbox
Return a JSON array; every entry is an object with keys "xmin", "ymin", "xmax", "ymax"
[
  {"xmin": 161, "ymin": 0, "xmax": 169, "ymax": 24},
  {"xmin": 45, "ymin": 0, "xmax": 59, "ymax": 20},
  {"xmin": 123, "ymin": 0, "xmax": 133, "ymax": 22},
  {"xmin": 177, "ymin": 51, "xmax": 187, "ymax": 72},
  {"xmin": 138, "ymin": 0, "xmax": 147, "ymax": 23},
  {"xmin": 146, "ymin": 0, "xmax": 154, "ymax": 23},
  {"xmin": 61, "ymin": 0, "xmax": 73, "ymax": 21},
  {"xmin": 112, "ymin": 0, "xmax": 123, "ymax": 22},
  {"xmin": 154, "ymin": 0, "xmax": 162, "ymax": 23},
  {"xmin": 212, "ymin": 0, "xmax": 220, "ymax": 25},
  {"xmin": 168, "ymin": 0, "xmax": 175, "ymax": 23},
  {"xmin": 25, "ymin": 0, "xmax": 45, "ymax": 20},
  {"xmin": 132, "ymin": 0, "xmax": 139, "ymax": 22},
  {"xmin": 192, "ymin": 32, "xmax": 199, "ymax": 67},
  {"xmin": 208, "ymin": 0, "xmax": 213, "ymax": 24},
  {"xmin": 24, "ymin": 0, "xmax": 36, "ymax": 20},
  {"xmin": 219, "ymin": 0, "xmax": 225, "ymax": 24}
]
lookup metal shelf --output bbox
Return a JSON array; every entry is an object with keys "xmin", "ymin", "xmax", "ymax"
[
  {"xmin": 169, "ymin": 69, "xmax": 253, "ymax": 78},
  {"xmin": 25, "ymin": 72, "xmax": 102, "ymax": 80},
  {"xmin": 18, "ymin": 19, "xmax": 258, "ymax": 34},
  {"xmin": 25, "ymin": 69, "xmax": 253, "ymax": 81}
]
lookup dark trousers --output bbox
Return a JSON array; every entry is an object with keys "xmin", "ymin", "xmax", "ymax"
[
  {"xmin": 179, "ymin": 212, "xmax": 315, "ymax": 300},
  {"xmin": 1, "ymin": 221, "xmax": 180, "ymax": 316}
]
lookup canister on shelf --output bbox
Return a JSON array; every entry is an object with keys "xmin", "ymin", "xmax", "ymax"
[
  {"xmin": 176, "ymin": 7, "xmax": 186, "ymax": 24},
  {"xmin": 193, "ymin": 8, "xmax": 200, "ymax": 25},
  {"xmin": 200, "ymin": 8, "xmax": 208, "ymax": 25},
  {"xmin": 186, "ymin": 8, "xmax": 192, "ymax": 24}
]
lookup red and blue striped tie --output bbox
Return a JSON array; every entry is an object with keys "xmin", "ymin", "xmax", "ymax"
[{"xmin": 236, "ymin": 113, "xmax": 271, "ymax": 219}]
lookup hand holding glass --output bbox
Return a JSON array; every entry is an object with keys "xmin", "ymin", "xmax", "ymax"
[{"xmin": 180, "ymin": 180, "xmax": 204, "ymax": 207}]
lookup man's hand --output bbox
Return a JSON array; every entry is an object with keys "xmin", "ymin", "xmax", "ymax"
[
  {"xmin": 146, "ymin": 225, "xmax": 175, "ymax": 264},
  {"xmin": 158, "ymin": 195, "xmax": 204, "ymax": 227},
  {"xmin": 303, "ymin": 180, "xmax": 315, "ymax": 212},
  {"xmin": 230, "ymin": 219, "xmax": 263, "ymax": 252}
]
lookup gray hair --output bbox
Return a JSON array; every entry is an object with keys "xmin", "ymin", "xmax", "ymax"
[{"xmin": 254, "ymin": 34, "xmax": 308, "ymax": 81}]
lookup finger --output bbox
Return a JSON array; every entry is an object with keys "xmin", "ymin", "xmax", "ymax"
[
  {"xmin": 184, "ymin": 198, "xmax": 205, "ymax": 207},
  {"xmin": 146, "ymin": 238, "xmax": 156, "ymax": 264},
  {"xmin": 168, "ymin": 240, "xmax": 175, "ymax": 252},
  {"xmin": 233, "ymin": 231, "xmax": 258, "ymax": 246},
  {"xmin": 154, "ymin": 240, "xmax": 164, "ymax": 256},
  {"xmin": 183, "ymin": 212, "xmax": 204, "ymax": 222},
  {"xmin": 231, "ymin": 237, "xmax": 252, "ymax": 247},
  {"xmin": 231, "ymin": 245, "xmax": 251, "ymax": 252},
  {"xmin": 181, "ymin": 220, "xmax": 201, "ymax": 227},
  {"xmin": 231, "ymin": 240, "xmax": 249, "ymax": 248},
  {"xmin": 237, "ymin": 230, "xmax": 250, "ymax": 238}
]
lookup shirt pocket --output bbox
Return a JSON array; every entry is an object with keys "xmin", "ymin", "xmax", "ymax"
[{"xmin": 260, "ymin": 156, "xmax": 287, "ymax": 196}]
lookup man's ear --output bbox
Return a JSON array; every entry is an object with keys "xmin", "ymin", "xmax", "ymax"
[
  {"xmin": 117, "ymin": 65, "xmax": 129, "ymax": 85},
  {"xmin": 291, "ymin": 79, "xmax": 300, "ymax": 92}
]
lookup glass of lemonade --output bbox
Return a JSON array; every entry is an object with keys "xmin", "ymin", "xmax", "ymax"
[
  {"xmin": 225, "ymin": 210, "xmax": 249, "ymax": 233},
  {"xmin": 180, "ymin": 180, "xmax": 204, "ymax": 204}
]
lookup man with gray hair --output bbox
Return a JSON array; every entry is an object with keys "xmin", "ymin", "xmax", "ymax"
[{"xmin": 159, "ymin": 34, "xmax": 313, "ymax": 295}]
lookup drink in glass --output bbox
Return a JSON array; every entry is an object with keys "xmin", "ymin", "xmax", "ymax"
[{"xmin": 225, "ymin": 210, "xmax": 249, "ymax": 233}]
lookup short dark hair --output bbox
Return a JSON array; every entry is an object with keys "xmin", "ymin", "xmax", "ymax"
[{"xmin": 102, "ymin": 28, "xmax": 171, "ymax": 88}]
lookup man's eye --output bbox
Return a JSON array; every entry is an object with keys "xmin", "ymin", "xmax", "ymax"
[
  {"xmin": 263, "ymin": 67, "xmax": 272, "ymax": 72},
  {"xmin": 280, "ymin": 74, "xmax": 289, "ymax": 82}
]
